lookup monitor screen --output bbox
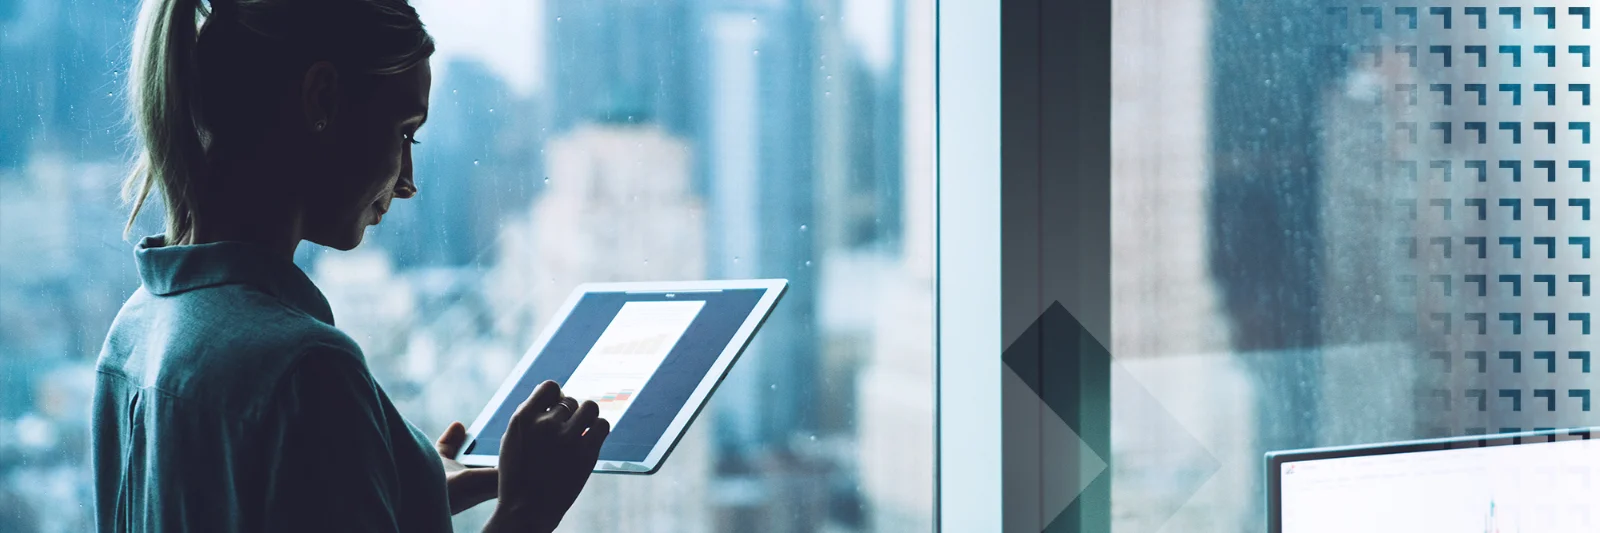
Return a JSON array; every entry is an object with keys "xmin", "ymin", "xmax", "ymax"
[{"xmin": 1278, "ymin": 437, "xmax": 1599, "ymax": 532}]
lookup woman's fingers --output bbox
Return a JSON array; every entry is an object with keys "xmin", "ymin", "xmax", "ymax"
[
  {"xmin": 513, "ymin": 381, "xmax": 564, "ymax": 424},
  {"xmin": 582, "ymin": 417, "xmax": 611, "ymax": 456},
  {"xmin": 563, "ymin": 401, "xmax": 600, "ymax": 438},
  {"xmin": 546, "ymin": 396, "xmax": 580, "ymax": 423},
  {"xmin": 435, "ymin": 421, "xmax": 468, "ymax": 458}
]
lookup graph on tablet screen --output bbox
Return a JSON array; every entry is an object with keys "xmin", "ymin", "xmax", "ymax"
[{"xmin": 562, "ymin": 300, "xmax": 705, "ymax": 425}]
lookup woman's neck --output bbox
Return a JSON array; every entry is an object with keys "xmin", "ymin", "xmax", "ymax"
[{"xmin": 187, "ymin": 165, "xmax": 305, "ymax": 263}]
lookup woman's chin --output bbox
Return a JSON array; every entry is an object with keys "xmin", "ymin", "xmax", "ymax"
[{"xmin": 305, "ymin": 227, "xmax": 367, "ymax": 252}]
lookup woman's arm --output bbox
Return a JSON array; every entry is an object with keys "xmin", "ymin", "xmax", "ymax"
[{"xmin": 258, "ymin": 348, "xmax": 408, "ymax": 531}]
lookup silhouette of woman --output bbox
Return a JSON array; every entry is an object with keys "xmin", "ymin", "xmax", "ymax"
[{"xmin": 93, "ymin": 1, "xmax": 607, "ymax": 531}]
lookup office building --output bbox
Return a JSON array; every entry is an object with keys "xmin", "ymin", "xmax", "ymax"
[{"xmin": 854, "ymin": 0, "xmax": 933, "ymax": 530}]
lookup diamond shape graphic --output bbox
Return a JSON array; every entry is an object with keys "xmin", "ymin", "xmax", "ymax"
[{"xmin": 1003, "ymin": 302, "xmax": 1218, "ymax": 532}]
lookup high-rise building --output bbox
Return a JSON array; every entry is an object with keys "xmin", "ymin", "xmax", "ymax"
[
  {"xmin": 693, "ymin": 5, "xmax": 835, "ymax": 531},
  {"xmin": 855, "ymin": 0, "xmax": 934, "ymax": 530},
  {"xmin": 544, "ymin": 0, "xmax": 697, "ymax": 138},
  {"xmin": 811, "ymin": 0, "xmax": 906, "ymax": 254},
  {"xmin": 700, "ymin": 0, "xmax": 819, "ymax": 456}
]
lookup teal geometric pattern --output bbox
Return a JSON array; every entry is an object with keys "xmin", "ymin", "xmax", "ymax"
[{"xmin": 1004, "ymin": 302, "xmax": 1218, "ymax": 532}]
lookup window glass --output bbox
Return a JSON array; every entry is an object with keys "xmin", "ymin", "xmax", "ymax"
[
  {"xmin": 1114, "ymin": 0, "xmax": 1596, "ymax": 529},
  {"xmin": 0, "ymin": 1, "xmax": 934, "ymax": 531}
]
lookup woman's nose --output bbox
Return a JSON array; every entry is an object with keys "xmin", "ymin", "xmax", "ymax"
[
  {"xmin": 394, "ymin": 168, "xmax": 417, "ymax": 199},
  {"xmin": 395, "ymin": 180, "xmax": 417, "ymax": 199}
]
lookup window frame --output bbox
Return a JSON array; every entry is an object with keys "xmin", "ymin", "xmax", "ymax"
[
  {"xmin": 936, "ymin": 0, "xmax": 1113, "ymax": 530},
  {"xmin": 935, "ymin": 0, "xmax": 1003, "ymax": 528}
]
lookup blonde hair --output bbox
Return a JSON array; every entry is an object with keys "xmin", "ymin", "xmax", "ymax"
[{"xmin": 123, "ymin": 0, "xmax": 434, "ymax": 243}]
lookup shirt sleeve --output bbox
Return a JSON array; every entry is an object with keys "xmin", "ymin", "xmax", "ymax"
[{"xmin": 259, "ymin": 345, "xmax": 405, "ymax": 532}]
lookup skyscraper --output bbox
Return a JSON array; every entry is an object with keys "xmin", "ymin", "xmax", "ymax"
[
  {"xmin": 544, "ymin": 0, "xmax": 698, "ymax": 137},
  {"xmin": 700, "ymin": 0, "xmax": 819, "ymax": 458},
  {"xmin": 856, "ymin": 0, "xmax": 934, "ymax": 529}
]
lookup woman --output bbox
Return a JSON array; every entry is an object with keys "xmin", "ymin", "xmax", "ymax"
[{"xmin": 92, "ymin": 0, "xmax": 606, "ymax": 531}]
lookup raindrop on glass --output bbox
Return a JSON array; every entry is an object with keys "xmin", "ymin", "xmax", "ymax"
[
  {"xmin": 643, "ymin": 259, "xmax": 650, "ymax": 265},
  {"xmin": 752, "ymin": 49, "xmax": 760, "ymax": 56},
  {"xmin": 473, "ymin": 160, "xmax": 480, "ymax": 166},
  {"xmin": 825, "ymin": 91, "xmax": 831, "ymax": 97},
  {"xmin": 556, "ymin": 16, "xmax": 562, "ymax": 22},
  {"xmin": 488, "ymin": 108, "xmax": 495, "ymax": 113},
  {"xmin": 804, "ymin": 260, "xmax": 812, "ymax": 267},
  {"xmin": 798, "ymin": 224, "xmax": 807, "ymax": 232},
  {"xmin": 734, "ymin": 256, "xmax": 741, "ymax": 263},
  {"xmin": 809, "ymin": 435, "xmax": 817, "ymax": 441},
  {"xmin": 769, "ymin": 384, "xmax": 777, "ymax": 390},
  {"xmin": 543, "ymin": 177, "xmax": 550, "ymax": 184}
]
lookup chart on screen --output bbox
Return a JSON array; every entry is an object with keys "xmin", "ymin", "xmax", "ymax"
[{"xmin": 561, "ymin": 300, "xmax": 706, "ymax": 425}]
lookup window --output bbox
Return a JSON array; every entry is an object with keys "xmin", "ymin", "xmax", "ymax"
[
  {"xmin": 0, "ymin": 1, "xmax": 935, "ymax": 531},
  {"xmin": 1114, "ymin": 0, "xmax": 1596, "ymax": 529}
]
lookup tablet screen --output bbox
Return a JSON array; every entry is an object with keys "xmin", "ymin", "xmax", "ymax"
[{"xmin": 465, "ymin": 288, "xmax": 766, "ymax": 461}]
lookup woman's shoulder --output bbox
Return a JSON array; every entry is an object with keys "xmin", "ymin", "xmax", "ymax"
[{"xmin": 98, "ymin": 284, "xmax": 371, "ymax": 419}]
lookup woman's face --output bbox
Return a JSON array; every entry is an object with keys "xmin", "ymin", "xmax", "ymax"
[{"xmin": 299, "ymin": 59, "xmax": 431, "ymax": 251}]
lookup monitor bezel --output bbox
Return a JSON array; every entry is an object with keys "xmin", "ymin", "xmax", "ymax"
[{"xmin": 1266, "ymin": 426, "xmax": 1596, "ymax": 532}]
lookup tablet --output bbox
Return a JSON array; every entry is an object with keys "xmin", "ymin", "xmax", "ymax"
[{"xmin": 458, "ymin": 279, "xmax": 787, "ymax": 474}]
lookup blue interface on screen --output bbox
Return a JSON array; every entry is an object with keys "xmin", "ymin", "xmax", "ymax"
[{"xmin": 465, "ymin": 288, "xmax": 765, "ymax": 461}]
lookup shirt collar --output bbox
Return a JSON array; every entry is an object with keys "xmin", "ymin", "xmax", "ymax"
[{"xmin": 134, "ymin": 235, "xmax": 335, "ymax": 325}]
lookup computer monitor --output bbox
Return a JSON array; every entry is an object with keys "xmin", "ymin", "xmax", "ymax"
[{"xmin": 1267, "ymin": 428, "xmax": 1599, "ymax": 532}]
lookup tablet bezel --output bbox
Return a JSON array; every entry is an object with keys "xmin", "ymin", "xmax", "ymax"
[{"xmin": 457, "ymin": 278, "xmax": 788, "ymax": 474}]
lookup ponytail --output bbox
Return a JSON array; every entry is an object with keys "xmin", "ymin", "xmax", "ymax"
[
  {"xmin": 122, "ymin": 0, "xmax": 433, "ymax": 243},
  {"xmin": 124, "ymin": 0, "xmax": 208, "ymax": 244}
]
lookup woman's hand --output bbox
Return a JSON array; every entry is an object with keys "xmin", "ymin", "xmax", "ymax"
[
  {"xmin": 435, "ymin": 422, "xmax": 500, "ymax": 515},
  {"xmin": 483, "ymin": 380, "xmax": 610, "ymax": 533}
]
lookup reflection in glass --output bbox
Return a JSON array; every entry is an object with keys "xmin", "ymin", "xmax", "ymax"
[{"xmin": 1115, "ymin": 0, "xmax": 1597, "ymax": 529}]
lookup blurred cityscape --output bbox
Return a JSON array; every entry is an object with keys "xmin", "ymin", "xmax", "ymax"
[{"xmin": 0, "ymin": 0, "xmax": 933, "ymax": 532}]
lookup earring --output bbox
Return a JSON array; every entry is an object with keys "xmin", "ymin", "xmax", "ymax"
[{"xmin": 314, "ymin": 120, "xmax": 327, "ymax": 132}]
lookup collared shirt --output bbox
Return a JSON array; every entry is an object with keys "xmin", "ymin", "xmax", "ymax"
[{"xmin": 91, "ymin": 236, "xmax": 451, "ymax": 532}]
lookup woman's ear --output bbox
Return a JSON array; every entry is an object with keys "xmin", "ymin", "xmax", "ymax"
[{"xmin": 300, "ymin": 61, "xmax": 341, "ymax": 135}]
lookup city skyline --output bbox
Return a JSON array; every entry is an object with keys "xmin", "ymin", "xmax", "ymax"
[{"xmin": 0, "ymin": 0, "xmax": 932, "ymax": 532}]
